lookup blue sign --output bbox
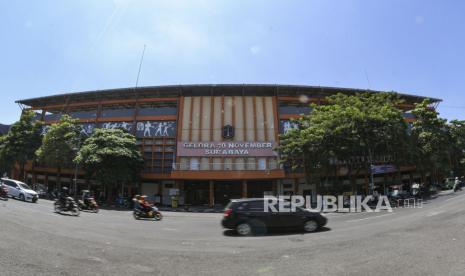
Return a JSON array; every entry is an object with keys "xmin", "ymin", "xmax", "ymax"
[{"xmin": 370, "ymin": 165, "xmax": 397, "ymax": 174}]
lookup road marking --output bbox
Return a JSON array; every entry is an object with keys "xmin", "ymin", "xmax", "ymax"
[
  {"xmin": 163, "ymin": 228, "xmax": 179, "ymax": 232},
  {"xmin": 345, "ymin": 213, "xmax": 395, "ymax": 222},
  {"xmin": 426, "ymin": 211, "xmax": 444, "ymax": 217}
]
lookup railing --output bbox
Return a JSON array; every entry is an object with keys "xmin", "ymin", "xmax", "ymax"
[{"xmin": 392, "ymin": 197, "xmax": 423, "ymax": 208}]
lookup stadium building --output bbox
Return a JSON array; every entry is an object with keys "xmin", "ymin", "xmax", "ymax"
[{"xmin": 15, "ymin": 84, "xmax": 440, "ymax": 206}]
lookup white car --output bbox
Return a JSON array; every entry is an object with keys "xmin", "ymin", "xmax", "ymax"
[{"xmin": 1, "ymin": 178, "xmax": 38, "ymax": 203}]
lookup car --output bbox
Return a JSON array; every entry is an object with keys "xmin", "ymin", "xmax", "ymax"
[
  {"xmin": 1, "ymin": 178, "xmax": 39, "ymax": 203},
  {"xmin": 221, "ymin": 198, "xmax": 327, "ymax": 236}
]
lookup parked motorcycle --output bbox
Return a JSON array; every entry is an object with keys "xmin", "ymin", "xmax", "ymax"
[
  {"xmin": 0, "ymin": 184, "xmax": 8, "ymax": 201},
  {"xmin": 133, "ymin": 206, "xmax": 163, "ymax": 221},
  {"xmin": 54, "ymin": 197, "xmax": 80, "ymax": 216},
  {"xmin": 78, "ymin": 197, "xmax": 99, "ymax": 213}
]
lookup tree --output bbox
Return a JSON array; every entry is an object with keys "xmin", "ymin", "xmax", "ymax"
[
  {"xmin": 278, "ymin": 92, "xmax": 410, "ymax": 195},
  {"xmin": 0, "ymin": 110, "xmax": 42, "ymax": 180},
  {"xmin": 411, "ymin": 99, "xmax": 450, "ymax": 185},
  {"xmin": 75, "ymin": 128, "xmax": 144, "ymax": 200},
  {"xmin": 0, "ymin": 135, "xmax": 12, "ymax": 175},
  {"xmin": 447, "ymin": 120, "xmax": 465, "ymax": 177},
  {"xmin": 35, "ymin": 115, "xmax": 82, "ymax": 188}
]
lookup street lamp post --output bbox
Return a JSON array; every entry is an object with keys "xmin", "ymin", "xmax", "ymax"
[
  {"xmin": 73, "ymin": 161, "xmax": 79, "ymax": 198},
  {"xmin": 72, "ymin": 147, "xmax": 80, "ymax": 199},
  {"xmin": 368, "ymin": 147, "xmax": 375, "ymax": 195}
]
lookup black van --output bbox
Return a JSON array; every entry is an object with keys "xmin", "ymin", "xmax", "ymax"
[{"xmin": 221, "ymin": 198, "xmax": 327, "ymax": 236}]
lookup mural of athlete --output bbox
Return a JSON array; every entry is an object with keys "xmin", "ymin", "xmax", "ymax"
[
  {"xmin": 144, "ymin": 121, "xmax": 153, "ymax": 137},
  {"xmin": 154, "ymin": 122, "xmax": 164, "ymax": 136},
  {"xmin": 162, "ymin": 122, "xmax": 173, "ymax": 136}
]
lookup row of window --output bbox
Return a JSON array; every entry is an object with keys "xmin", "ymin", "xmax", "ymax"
[
  {"xmin": 40, "ymin": 102, "xmax": 178, "ymax": 121},
  {"xmin": 178, "ymin": 158, "xmax": 280, "ymax": 171},
  {"xmin": 40, "ymin": 104, "xmax": 415, "ymax": 121}
]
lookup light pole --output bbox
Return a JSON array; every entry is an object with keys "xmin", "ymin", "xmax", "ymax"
[{"xmin": 72, "ymin": 147, "xmax": 80, "ymax": 199}]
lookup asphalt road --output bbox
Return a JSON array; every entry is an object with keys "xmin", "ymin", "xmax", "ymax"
[{"xmin": 1, "ymin": 192, "xmax": 465, "ymax": 276}]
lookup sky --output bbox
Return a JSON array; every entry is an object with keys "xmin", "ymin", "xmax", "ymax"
[{"xmin": 0, "ymin": 0, "xmax": 464, "ymax": 124}]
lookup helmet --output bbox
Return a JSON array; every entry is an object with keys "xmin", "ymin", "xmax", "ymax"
[{"xmin": 62, "ymin": 187, "xmax": 68, "ymax": 191}]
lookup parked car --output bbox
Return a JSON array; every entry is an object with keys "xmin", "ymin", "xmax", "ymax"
[
  {"xmin": 1, "ymin": 178, "xmax": 38, "ymax": 203},
  {"xmin": 222, "ymin": 198, "xmax": 327, "ymax": 236}
]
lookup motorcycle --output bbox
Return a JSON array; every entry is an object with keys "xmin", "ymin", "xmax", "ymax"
[
  {"xmin": 133, "ymin": 206, "xmax": 163, "ymax": 221},
  {"xmin": 78, "ymin": 197, "xmax": 99, "ymax": 213},
  {"xmin": 54, "ymin": 197, "xmax": 80, "ymax": 216},
  {"xmin": 0, "ymin": 184, "xmax": 8, "ymax": 201}
]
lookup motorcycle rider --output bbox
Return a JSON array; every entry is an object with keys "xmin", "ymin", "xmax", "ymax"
[
  {"xmin": 454, "ymin": 177, "xmax": 463, "ymax": 192},
  {"xmin": 59, "ymin": 187, "xmax": 70, "ymax": 208},
  {"xmin": 133, "ymin": 195, "xmax": 141, "ymax": 210},
  {"xmin": 138, "ymin": 195, "xmax": 153, "ymax": 213},
  {"xmin": 82, "ymin": 191, "xmax": 93, "ymax": 207}
]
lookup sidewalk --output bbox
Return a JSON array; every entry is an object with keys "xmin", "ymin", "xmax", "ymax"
[
  {"xmin": 158, "ymin": 205, "xmax": 224, "ymax": 213},
  {"xmin": 125, "ymin": 191, "xmax": 459, "ymax": 214}
]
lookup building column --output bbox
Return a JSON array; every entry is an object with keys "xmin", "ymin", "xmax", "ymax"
[
  {"xmin": 294, "ymin": 178, "xmax": 299, "ymax": 195},
  {"xmin": 32, "ymin": 172, "xmax": 37, "ymax": 189},
  {"xmin": 242, "ymin": 180, "xmax": 247, "ymax": 198},
  {"xmin": 209, "ymin": 181, "xmax": 214, "ymax": 207},
  {"xmin": 175, "ymin": 180, "xmax": 183, "ymax": 206},
  {"xmin": 364, "ymin": 173, "xmax": 369, "ymax": 195},
  {"xmin": 272, "ymin": 180, "xmax": 277, "ymax": 196}
]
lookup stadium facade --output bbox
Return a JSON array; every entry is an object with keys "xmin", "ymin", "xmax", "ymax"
[{"xmin": 15, "ymin": 84, "xmax": 440, "ymax": 206}]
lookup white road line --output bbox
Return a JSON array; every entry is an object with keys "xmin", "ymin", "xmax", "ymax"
[
  {"xmin": 162, "ymin": 228, "xmax": 179, "ymax": 232},
  {"xmin": 426, "ymin": 211, "xmax": 444, "ymax": 217},
  {"xmin": 345, "ymin": 213, "xmax": 395, "ymax": 222}
]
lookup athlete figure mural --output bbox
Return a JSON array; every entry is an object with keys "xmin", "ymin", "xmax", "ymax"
[
  {"xmin": 137, "ymin": 121, "xmax": 175, "ymax": 137},
  {"xmin": 41, "ymin": 121, "xmax": 175, "ymax": 138},
  {"xmin": 144, "ymin": 121, "xmax": 153, "ymax": 137}
]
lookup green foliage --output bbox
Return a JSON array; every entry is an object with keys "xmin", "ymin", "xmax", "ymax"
[
  {"xmin": 411, "ymin": 100, "xmax": 450, "ymax": 183},
  {"xmin": 35, "ymin": 115, "xmax": 82, "ymax": 171},
  {"xmin": 446, "ymin": 120, "xmax": 465, "ymax": 177},
  {"xmin": 0, "ymin": 110, "xmax": 42, "ymax": 178},
  {"xmin": 75, "ymin": 128, "xmax": 144, "ymax": 187},
  {"xmin": 278, "ymin": 92, "xmax": 409, "ymax": 192}
]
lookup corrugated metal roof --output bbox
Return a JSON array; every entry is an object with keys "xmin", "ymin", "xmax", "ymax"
[{"xmin": 16, "ymin": 84, "xmax": 441, "ymax": 107}]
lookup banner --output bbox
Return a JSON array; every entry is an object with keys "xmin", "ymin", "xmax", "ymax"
[{"xmin": 177, "ymin": 141, "xmax": 278, "ymax": 157}]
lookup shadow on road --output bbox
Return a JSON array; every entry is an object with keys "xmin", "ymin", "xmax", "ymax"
[
  {"xmin": 54, "ymin": 212, "xmax": 79, "ymax": 217},
  {"xmin": 8, "ymin": 197, "xmax": 38, "ymax": 204},
  {"xmin": 223, "ymin": 226, "xmax": 331, "ymax": 237}
]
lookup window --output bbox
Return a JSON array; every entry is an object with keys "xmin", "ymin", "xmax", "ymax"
[
  {"xmin": 68, "ymin": 109, "xmax": 97, "ymax": 119},
  {"xmin": 279, "ymin": 102, "xmax": 312, "ymax": 115},
  {"xmin": 101, "ymin": 104, "xmax": 135, "ymax": 118},
  {"xmin": 248, "ymin": 200, "xmax": 265, "ymax": 211},
  {"xmin": 4, "ymin": 180, "xmax": 17, "ymax": 188},
  {"xmin": 190, "ymin": 158, "xmax": 199, "ymax": 170},
  {"xmin": 138, "ymin": 102, "xmax": 177, "ymax": 116},
  {"xmin": 258, "ymin": 158, "xmax": 267, "ymax": 170},
  {"xmin": 43, "ymin": 111, "xmax": 62, "ymax": 121},
  {"xmin": 140, "ymin": 137, "xmax": 176, "ymax": 175}
]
